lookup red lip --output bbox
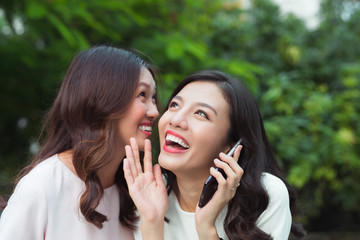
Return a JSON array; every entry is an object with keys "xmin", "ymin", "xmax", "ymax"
[
  {"xmin": 139, "ymin": 121, "xmax": 153, "ymax": 138},
  {"xmin": 165, "ymin": 130, "xmax": 189, "ymax": 144},
  {"xmin": 141, "ymin": 130, "xmax": 152, "ymax": 138},
  {"xmin": 140, "ymin": 121, "xmax": 153, "ymax": 126},
  {"xmin": 162, "ymin": 130, "xmax": 189, "ymax": 153}
]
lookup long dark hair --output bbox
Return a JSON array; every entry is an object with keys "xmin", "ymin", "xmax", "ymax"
[
  {"xmin": 16, "ymin": 45, "xmax": 158, "ymax": 229},
  {"xmin": 162, "ymin": 70, "xmax": 306, "ymax": 239}
]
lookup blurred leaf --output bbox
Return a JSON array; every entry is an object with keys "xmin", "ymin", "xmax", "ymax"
[
  {"xmin": 26, "ymin": 2, "xmax": 46, "ymax": 19},
  {"xmin": 47, "ymin": 13, "xmax": 76, "ymax": 47},
  {"xmin": 165, "ymin": 37, "xmax": 185, "ymax": 60}
]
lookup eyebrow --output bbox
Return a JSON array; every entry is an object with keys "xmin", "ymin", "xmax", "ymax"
[
  {"xmin": 173, "ymin": 96, "xmax": 218, "ymax": 116},
  {"xmin": 138, "ymin": 82, "xmax": 157, "ymax": 91}
]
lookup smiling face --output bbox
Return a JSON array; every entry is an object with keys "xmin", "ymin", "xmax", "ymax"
[
  {"xmin": 158, "ymin": 81, "xmax": 232, "ymax": 178},
  {"xmin": 117, "ymin": 67, "xmax": 159, "ymax": 150}
]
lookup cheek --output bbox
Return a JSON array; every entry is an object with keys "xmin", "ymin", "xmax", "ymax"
[
  {"xmin": 128, "ymin": 102, "xmax": 146, "ymax": 119},
  {"xmin": 196, "ymin": 124, "xmax": 229, "ymax": 156},
  {"xmin": 158, "ymin": 113, "xmax": 169, "ymax": 135}
]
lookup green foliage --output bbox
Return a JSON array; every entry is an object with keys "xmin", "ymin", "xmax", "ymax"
[{"xmin": 0, "ymin": 0, "xmax": 359, "ymax": 230}]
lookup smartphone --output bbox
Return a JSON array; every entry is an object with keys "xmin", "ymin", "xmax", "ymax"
[{"xmin": 198, "ymin": 139, "xmax": 243, "ymax": 208}]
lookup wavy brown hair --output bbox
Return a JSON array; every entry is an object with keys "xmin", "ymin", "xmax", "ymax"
[
  {"xmin": 162, "ymin": 70, "xmax": 306, "ymax": 239},
  {"xmin": 16, "ymin": 45, "xmax": 158, "ymax": 229}
]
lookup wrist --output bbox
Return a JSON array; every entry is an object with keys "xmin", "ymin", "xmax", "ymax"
[
  {"xmin": 138, "ymin": 210, "xmax": 165, "ymax": 224},
  {"xmin": 140, "ymin": 220, "xmax": 164, "ymax": 240},
  {"xmin": 140, "ymin": 216, "xmax": 164, "ymax": 227},
  {"xmin": 196, "ymin": 225, "xmax": 218, "ymax": 240}
]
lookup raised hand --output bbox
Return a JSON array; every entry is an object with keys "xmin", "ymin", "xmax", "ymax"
[
  {"xmin": 123, "ymin": 138, "xmax": 168, "ymax": 239},
  {"xmin": 195, "ymin": 145, "xmax": 244, "ymax": 240}
]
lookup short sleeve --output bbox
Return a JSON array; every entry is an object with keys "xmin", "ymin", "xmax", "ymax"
[
  {"xmin": 256, "ymin": 173, "xmax": 292, "ymax": 240},
  {"xmin": 0, "ymin": 176, "xmax": 48, "ymax": 240}
]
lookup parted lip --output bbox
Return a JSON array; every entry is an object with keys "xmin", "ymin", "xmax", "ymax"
[
  {"xmin": 139, "ymin": 121, "xmax": 153, "ymax": 127},
  {"xmin": 139, "ymin": 121, "xmax": 154, "ymax": 137},
  {"xmin": 165, "ymin": 130, "xmax": 189, "ymax": 146}
]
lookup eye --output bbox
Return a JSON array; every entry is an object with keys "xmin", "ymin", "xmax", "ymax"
[
  {"xmin": 169, "ymin": 101, "xmax": 179, "ymax": 109},
  {"xmin": 138, "ymin": 91, "xmax": 146, "ymax": 98},
  {"xmin": 195, "ymin": 110, "xmax": 209, "ymax": 120}
]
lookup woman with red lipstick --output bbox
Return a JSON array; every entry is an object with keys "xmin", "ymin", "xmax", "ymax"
[
  {"xmin": 0, "ymin": 45, "xmax": 159, "ymax": 239},
  {"xmin": 124, "ymin": 70, "xmax": 306, "ymax": 240}
]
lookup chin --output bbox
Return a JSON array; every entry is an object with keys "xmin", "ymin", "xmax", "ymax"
[
  {"xmin": 158, "ymin": 153, "xmax": 187, "ymax": 174},
  {"xmin": 158, "ymin": 152, "xmax": 165, "ymax": 165},
  {"xmin": 158, "ymin": 152, "xmax": 172, "ymax": 169}
]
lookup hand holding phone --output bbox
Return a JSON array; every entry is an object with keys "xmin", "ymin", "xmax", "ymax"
[{"xmin": 198, "ymin": 139, "xmax": 243, "ymax": 208}]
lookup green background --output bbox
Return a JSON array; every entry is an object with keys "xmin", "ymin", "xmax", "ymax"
[{"xmin": 0, "ymin": 0, "xmax": 359, "ymax": 237}]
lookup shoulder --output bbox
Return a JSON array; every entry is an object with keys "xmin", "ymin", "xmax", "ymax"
[
  {"xmin": 256, "ymin": 173, "xmax": 292, "ymax": 239},
  {"xmin": 21, "ymin": 156, "xmax": 57, "ymax": 185},
  {"xmin": 0, "ymin": 158, "xmax": 59, "ymax": 224},
  {"xmin": 0, "ymin": 157, "xmax": 62, "ymax": 238},
  {"xmin": 261, "ymin": 172, "xmax": 289, "ymax": 204},
  {"xmin": 26, "ymin": 155, "xmax": 58, "ymax": 176},
  {"xmin": 11, "ymin": 155, "xmax": 70, "ymax": 201}
]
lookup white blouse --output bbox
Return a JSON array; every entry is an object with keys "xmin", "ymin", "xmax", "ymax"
[
  {"xmin": 134, "ymin": 172, "xmax": 292, "ymax": 240},
  {"xmin": 0, "ymin": 155, "xmax": 134, "ymax": 240}
]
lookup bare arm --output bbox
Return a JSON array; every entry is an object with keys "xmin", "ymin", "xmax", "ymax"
[{"xmin": 123, "ymin": 138, "xmax": 168, "ymax": 240}]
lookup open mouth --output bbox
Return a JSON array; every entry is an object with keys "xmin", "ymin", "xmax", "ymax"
[
  {"xmin": 139, "ymin": 125, "xmax": 152, "ymax": 132},
  {"xmin": 165, "ymin": 133, "xmax": 189, "ymax": 150},
  {"xmin": 139, "ymin": 124, "xmax": 152, "ymax": 138}
]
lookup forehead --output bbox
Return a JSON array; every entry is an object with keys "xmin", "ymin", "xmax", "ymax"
[
  {"xmin": 177, "ymin": 81, "xmax": 230, "ymax": 111},
  {"xmin": 138, "ymin": 68, "xmax": 156, "ymax": 90}
]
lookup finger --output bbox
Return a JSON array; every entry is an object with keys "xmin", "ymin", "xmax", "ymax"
[
  {"xmin": 215, "ymin": 153, "xmax": 243, "ymax": 192},
  {"xmin": 125, "ymin": 144, "xmax": 138, "ymax": 177},
  {"xmin": 214, "ymin": 158, "xmax": 237, "ymax": 180},
  {"xmin": 211, "ymin": 166, "xmax": 237, "ymax": 199},
  {"xmin": 153, "ymin": 164, "xmax": 165, "ymax": 187},
  {"xmin": 232, "ymin": 145, "xmax": 243, "ymax": 163},
  {"xmin": 210, "ymin": 167, "xmax": 226, "ymax": 187},
  {"xmin": 123, "ymin": 158, "xmax": 134, "ymax": 185},
  {"xmin": 219, "ymin": 147, "xmax": 244, "ymax": 177},
  {"xmin": 130, "ymin": 138, "xmax": 143, "ymax": 174},
  {"xmin": 143, "ymin": 139, "xmax": 153, "ymax": 173}
]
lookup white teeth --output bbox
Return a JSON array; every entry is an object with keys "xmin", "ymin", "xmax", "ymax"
[
  {"xmin": 139, "ymin": 125, "xmax": 152, "ymax": 132},
  {"xmin": 166, "ymin": 134, "xmax": 189, "ymax": 149}
]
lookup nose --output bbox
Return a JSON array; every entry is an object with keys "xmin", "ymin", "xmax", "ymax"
[
  {"xmin": 146, "ymin": 101, "xmax": 159, "ymax": 120},
  {"xmin": 169, "ymin": 110, "xmax": 188, "ymax": 130}
]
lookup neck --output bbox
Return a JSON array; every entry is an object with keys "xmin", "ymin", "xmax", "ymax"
[
  {"xmin": 58, "ymin": 149, "xmax": 125, "ymax": 189},
  {"xmin": 97, "ymin": 155, "xmax": 124, "ymax": 188},
  {"xmin": 174, "ymin": 175, "xmax": 207, "ymax": 212},
  {"xmin": 58, "ymin": 149, "xmax": 76, "ymax": 174}
]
